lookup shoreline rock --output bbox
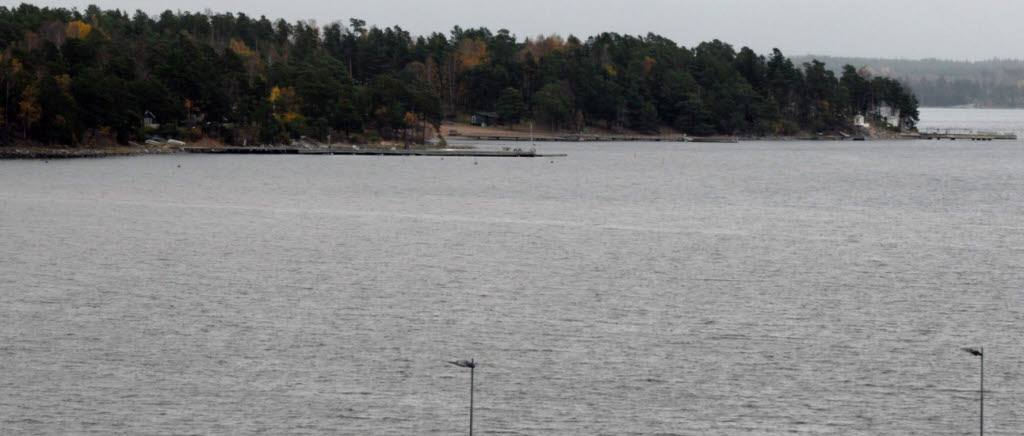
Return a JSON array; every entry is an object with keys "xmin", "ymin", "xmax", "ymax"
[{"xmin": 0, "ymin": 146, "xmax": 173, "ymax": 159}]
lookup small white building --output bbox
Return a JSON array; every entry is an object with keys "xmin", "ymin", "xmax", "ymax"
[
  {"xmin": 143, "ymin": 111, "xmax": 158, "ymax": 129},
  {"xmin": 877, "ymin": 104, "xmax": 901, "ymax": 128},
  {"xmin": 853, "ymin": 114, "xmax": 868, "ymax": 128},
  {"xmin": 886, "ymin": 114, "xmax": 900, "ymax": 128}
]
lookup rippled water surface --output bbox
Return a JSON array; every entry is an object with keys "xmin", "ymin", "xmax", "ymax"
[{"xmin": 2, "ymin": 108, "xmax": 1024, "ymax": 434}]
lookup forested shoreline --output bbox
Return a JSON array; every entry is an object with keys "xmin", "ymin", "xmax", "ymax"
[
  {"xmin": 0, "ymin": 4, "xmax": 919, "ymax": 147},
  {"xmin": 794, "ymin": 56, "xmax": 1024, "ymax": 108}
]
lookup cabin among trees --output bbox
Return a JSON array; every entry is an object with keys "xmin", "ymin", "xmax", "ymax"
[
  {"xmin": 470, "ymin": 111, "xmax": 501, "ymax": 127},
  {"xmin": 142, "ymin": 110, "xmax": 157, "ymax": 128},
  {"xmin": 0, "ymin": 3, "xmax": 919, "ymax": 147}
]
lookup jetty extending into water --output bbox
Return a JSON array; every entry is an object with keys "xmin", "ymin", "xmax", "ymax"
[
  {"xmin": 448, "ymin": 133, "xmax": 737, "ymax": 143},
  {"xmin": 917, "ymin": 131, "xmax": 1017, "ymax": 141},
  {"xmin": 183, "ymin": 146, "xmax": 566, "ymax": 157}
]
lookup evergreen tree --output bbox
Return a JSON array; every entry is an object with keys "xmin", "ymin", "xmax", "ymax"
[
  {"xmin": 495, "ymin": 87, "xmax": 525, "ymax": 124},
  {"xmin": 0, "ymin": 5, "xmax": 920, "ymax": 145},
  {"xmin": 531, "ymin": 82, "xmax": 571, "ymax": 132}
]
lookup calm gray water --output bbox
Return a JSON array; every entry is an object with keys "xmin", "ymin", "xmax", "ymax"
[{"xmin": 2, "ymin": 108, "xmax": 1024, "ymax": 435}]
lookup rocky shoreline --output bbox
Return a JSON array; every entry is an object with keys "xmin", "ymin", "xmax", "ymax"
[
  {"xmin": 0, "ymin": 145, "xmax": 175, "ymax": 159},
  {"xmin": 0, "ymin": 126, "xmax": 925, "ymax": 160}
]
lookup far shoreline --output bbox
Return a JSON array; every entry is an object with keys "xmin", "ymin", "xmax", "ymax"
[
  {"xmin": 0, "ymin": 133, "xmax": 910, "ymax": 160},
  {"xmin": 0, "ymin": 118, "xmax": 939, "ymax": 160}
]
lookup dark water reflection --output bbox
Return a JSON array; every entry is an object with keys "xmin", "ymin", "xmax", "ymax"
[{"xmin": 2, "ymin": 109, "xmax": 1023, "ymax": 434}]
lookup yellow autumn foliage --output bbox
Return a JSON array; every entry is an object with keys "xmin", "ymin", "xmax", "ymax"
[
  {"xmin": 521, "ymin": 35, "xmax": 565, "ymax": 60},
  {"xmin": 280, "ymin": 111, "xmax": 302, "ymax": 123},
  {"xmin": 0, "ymin": 53, "xmax": 23, "ymax": 76},
  {"xmin": 66, "ymin": 21, "xmax": 92, "ymax": 39},
  {"xmin": 457, "ymin": 39, "xmax": 488, "ymax": 69},
  {"xmin": 404, "ymin": 112, "xmax": 419, "ymax": 124},
  {"xmin": 269, "ymin": 86, "xmax": 300, "ymax": 117},
  {"xmin": 19, "ymin": 83, "xmax": 42, "ymax": 129},
  {"xmin": 22, "ymin": 31, "xmax": 40, "ymax": 51},
  {"xmin": 229, "ymin": 39, "xmax": 251, "ymax": 56},
  {"xmin": 228, "ymin": 39, "xmax": 264, "ymax": 73}
]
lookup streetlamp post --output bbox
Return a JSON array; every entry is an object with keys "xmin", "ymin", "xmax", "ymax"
[
  {"xmin": 448, "ymin": 359, "xmax": 476, "ymax": 436},
  {"xmin": 962, "ymin": 347, "xmax": 984, "ymax": 435}
]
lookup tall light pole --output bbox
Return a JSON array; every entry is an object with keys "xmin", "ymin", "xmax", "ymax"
[
  {"xmin": 962, "ymin": 347, "xmax": 983, "ymax": 435},
  {"xmin": 448, "ymin": 359, "xmax": 476, "ymax": 436}
]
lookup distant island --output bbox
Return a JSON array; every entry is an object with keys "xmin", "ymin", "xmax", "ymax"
[
  {"xmin": 792, "ymin": 56, "xmax": 1024, "ymax": 108},
  {"xmin": 0, "ymin": 3, "xmax": 919, "ymax": 153}
]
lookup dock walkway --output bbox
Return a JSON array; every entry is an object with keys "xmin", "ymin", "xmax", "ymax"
[
  {"xmin": 918, "ymin": 131, "xmax": 1017, "ymax": 141},
  {"xmin": 183, "ymin": 147, "xmax": 566, "ymax": 157},
  {"xmin": 448, "ymin": 134, "xmax": 737, "ymax": 143}
]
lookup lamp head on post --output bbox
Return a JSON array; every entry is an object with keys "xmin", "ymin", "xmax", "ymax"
[
  {"xmin": 961, "ymin": 346, "xmax": 984, "ymax": 436},
  {"xmin": 448, "ymin": 358, "xmax": 477, "ymax": 436},
  {"xmin": 449, "ymin": 359, "xmax": 476, "ymax": 368},
  {"xmin": 962, "ymin": 347, "xmax": 983, "ymax": 357}
]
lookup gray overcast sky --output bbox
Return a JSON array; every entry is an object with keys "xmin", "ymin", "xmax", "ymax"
[{"xmin": 20, "ymin": 0, "xmax": 1024, "ymax": 61}]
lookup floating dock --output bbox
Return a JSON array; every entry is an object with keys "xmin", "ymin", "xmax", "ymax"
[{"xmin": 183, "ymin": 147, "xmax": 566, "ymax": 157}]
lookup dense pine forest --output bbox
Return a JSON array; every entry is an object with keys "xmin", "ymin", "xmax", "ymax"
[{"xmin": 0, "ymin": 4, "xmax": 919, "ymax": 146}]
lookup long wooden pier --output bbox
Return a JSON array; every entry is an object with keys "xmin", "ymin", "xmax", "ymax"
[
  {"xmin": 183, "ymin": 147, "xmax": 566, "ymax": 157},
  {"xmin": 918, "ymin": 131, "xmax": 1017, "ymax": 141},
  {"xmin": 447, "ymin": 134, "xmax": 737, "ymax": 143}
]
